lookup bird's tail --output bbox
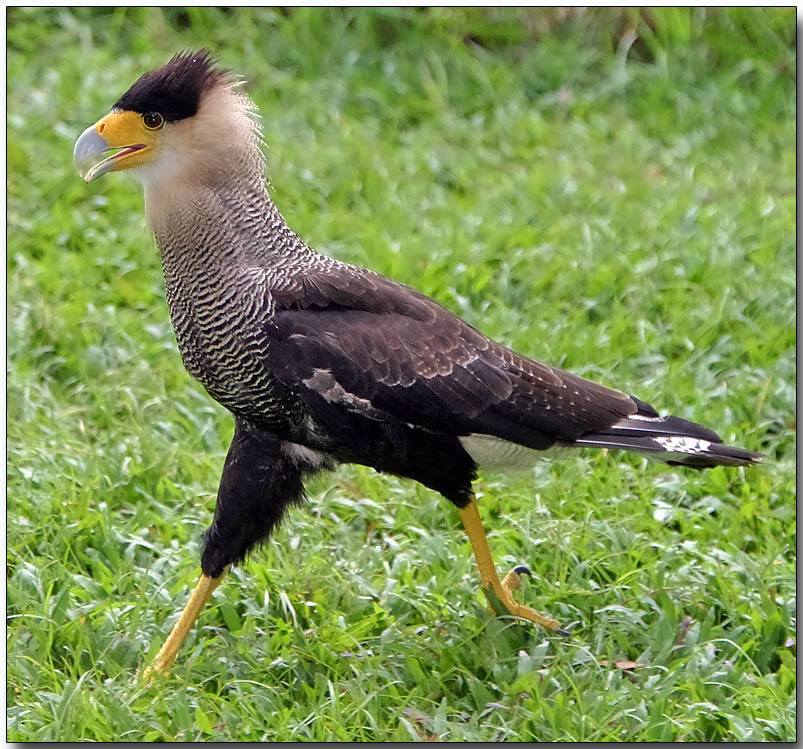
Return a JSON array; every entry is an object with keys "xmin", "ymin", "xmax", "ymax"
[{"xmin": 573, "ymin": 397, "xmax": 763, "ymax": 469}]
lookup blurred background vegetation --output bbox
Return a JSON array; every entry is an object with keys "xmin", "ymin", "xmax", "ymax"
[{"xmin": 7, "ymin": 7, "xmax": 795, "ymax": 742}]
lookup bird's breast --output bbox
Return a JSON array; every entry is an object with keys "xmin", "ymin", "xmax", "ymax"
[{"xmin": 163, "ymin": 271, "xmax": 298, "ymax": 428}]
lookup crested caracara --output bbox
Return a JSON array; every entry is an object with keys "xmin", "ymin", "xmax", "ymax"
[{"xmin": 74, "ymin": 51, "xmax": 762, "ymax": 677}]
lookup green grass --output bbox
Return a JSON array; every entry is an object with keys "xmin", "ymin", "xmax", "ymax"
[{"xmin": 7, "ymin": 7, "xmax": 795, "ymax": 742}]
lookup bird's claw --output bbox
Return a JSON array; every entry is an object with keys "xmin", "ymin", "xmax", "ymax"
[
  {"xmin": 482, "ymin": 566, "xmax": 567, "ymax": 635},
  {"xmin": 501, "ymin": 565, "xmax": 532, "ymax": 596}
]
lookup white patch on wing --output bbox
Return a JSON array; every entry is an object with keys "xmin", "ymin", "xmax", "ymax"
[
  {"xmin": 653, "ymin": 436, "xmax": 712, "ymax": 455},
  {"xmin": 302, "ymin": 368, "xmax": 387, "ymax": 419},
  {"xmin": 459, "ymin": 433, "xmax": 557, "ymax": 472}
]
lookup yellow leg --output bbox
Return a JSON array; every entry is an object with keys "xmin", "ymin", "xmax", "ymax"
[
  {"xmin": 142, "ymin": 571, "xmax": 225, "ymax": 680},
  {"xmin": 459, "ymin": 497, "xmax": 569, "ymax": 636}
]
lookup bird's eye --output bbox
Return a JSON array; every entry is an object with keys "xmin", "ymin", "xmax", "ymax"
[{"xmin": 143, "ymin": 112, "xmax": 164, "ymax": 130}]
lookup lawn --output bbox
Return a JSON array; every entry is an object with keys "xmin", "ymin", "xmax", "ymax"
[{"xmin": 6, "ymin": 7, "xmax": 795, "ymax": 742}]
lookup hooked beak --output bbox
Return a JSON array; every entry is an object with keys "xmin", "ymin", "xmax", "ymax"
[
  {"xmin": 74, "ymin": 109, "xmax": 158, "ymax": 183},
  {"xmin": 73, "ymin": 124, "xmax": 146, "ymax": 183}
]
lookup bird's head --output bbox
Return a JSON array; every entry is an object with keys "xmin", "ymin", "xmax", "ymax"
[{"xmin": 74, "ymin": 50, "xmax": 261, "ymax": 188}]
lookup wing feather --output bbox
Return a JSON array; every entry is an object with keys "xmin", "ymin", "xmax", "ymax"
[{"xmin": 266, "ymin": 267, "xmax": 636, "ymax": 450}]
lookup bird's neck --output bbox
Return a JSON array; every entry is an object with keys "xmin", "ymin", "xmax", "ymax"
[{"xmin": 144, "ymin": 167, "xmax": 309, "ymax": 279}]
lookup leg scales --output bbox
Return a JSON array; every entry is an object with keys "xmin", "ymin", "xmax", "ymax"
[{"xmin": 142, "ymin": 571, "xmax": 225, "ymax": 681}]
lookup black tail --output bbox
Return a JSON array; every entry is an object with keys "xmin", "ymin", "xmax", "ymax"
[{"xmin": 574, "ymin": 396, "xmax": 763, "ymax": 469}]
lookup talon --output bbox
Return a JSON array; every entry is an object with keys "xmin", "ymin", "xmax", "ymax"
[
  {"xmin": 486, "ymin": 573, "xmax": 565, "ymax": 633},
  {"xmin": 501, "ymin": 566, "xmax": 531, "ymax": 596}
]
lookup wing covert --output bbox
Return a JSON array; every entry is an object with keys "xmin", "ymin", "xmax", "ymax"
[{"xmin": 265, "ymin": 266, "xmax": 637, "ymax": 450}]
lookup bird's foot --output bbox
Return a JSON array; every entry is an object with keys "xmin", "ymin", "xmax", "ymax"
[
  {"xmin": 458, "ymin": 498, "xmax": 569, "ymax": 637},
  {"xmin": 484, "ymin": 565, "xmax": 570, "ymax": 637}
]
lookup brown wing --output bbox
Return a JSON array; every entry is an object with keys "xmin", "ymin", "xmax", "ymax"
[{"xmin": 267, "ymin": 267, "xmax": 637, "ymax": 450}]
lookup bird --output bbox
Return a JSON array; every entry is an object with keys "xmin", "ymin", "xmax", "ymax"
[{"xmin": 73, "ymin": 50, "xmax": 762, "ymax": 678}]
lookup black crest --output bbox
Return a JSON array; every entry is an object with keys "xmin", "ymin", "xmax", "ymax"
[{"xmin": 114, "ymin": 49, "xmax": 226, "ymax": 122}]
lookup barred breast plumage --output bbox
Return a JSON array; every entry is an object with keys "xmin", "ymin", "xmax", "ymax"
[{"xmin": 152, "ymin": 181, "xmax": 283, "ymax": 427}]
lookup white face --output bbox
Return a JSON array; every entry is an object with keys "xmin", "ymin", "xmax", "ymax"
[{"xmin": 126, "ymin": 124, "xmax": 188, "ymax": 189}]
